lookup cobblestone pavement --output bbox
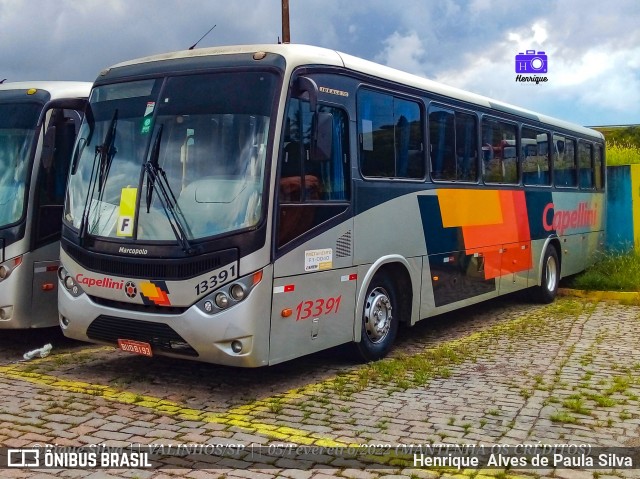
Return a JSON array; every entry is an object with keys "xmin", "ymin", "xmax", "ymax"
[{"xmin": 1, "ymin": 294, "xmax": 639, "ymax": 479}]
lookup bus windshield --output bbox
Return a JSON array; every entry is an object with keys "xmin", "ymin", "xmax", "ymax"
[
  {"xmin": 0, "ymin": 102, "xmax": 41, "ymax": 228},
  {"xmin": 64, "ymin": 71, "xmax": 277, "ymax": 243}
]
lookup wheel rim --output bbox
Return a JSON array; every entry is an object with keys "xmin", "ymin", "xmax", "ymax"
[
  {"xmin": 364, "ymin": 287, "xmax": 393, "ymax": 344},
  {"xmin": 545, "ymin": 255, "xmax": 558, "ymax": 292}
]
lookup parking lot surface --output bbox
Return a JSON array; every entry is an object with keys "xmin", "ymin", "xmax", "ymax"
[{"xmin": 1, "ymin": 294, "xmax": 639, "ymax": 479}]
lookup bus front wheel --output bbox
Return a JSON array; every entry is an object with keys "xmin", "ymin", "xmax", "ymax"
[
  {"xmin": 535, "ymin": 246, "xmax": 560, "ymax": 304},
  {"xmin": 355, "ymin": 273, "xmax": 399, "ymax": 362}
]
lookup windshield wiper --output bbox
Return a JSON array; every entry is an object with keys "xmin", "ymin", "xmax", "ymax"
[
  {"xmin": 78, "ymin": 109, "xmax": 118, "ymax": 244},
  {"xmin": 96, "ymin": 109, "xmax": 118, "ymax": 198},
  {"xmin": 144, "ymin": 125, "xmax": 196, "ymax": 254}
]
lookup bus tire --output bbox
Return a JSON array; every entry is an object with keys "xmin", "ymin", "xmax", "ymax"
[
  {"xmin": 354, "ymin": 273, "xmax": 399, "ymax": 362},
  {"xmin": 535, "ymin": 246, "xmax": 560, "ymax": 304}
]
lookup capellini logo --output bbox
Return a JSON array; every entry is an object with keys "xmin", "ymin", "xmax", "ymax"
[{"xmin": 515, "ymin": 49, "xmax": 549, "ymax": 84}]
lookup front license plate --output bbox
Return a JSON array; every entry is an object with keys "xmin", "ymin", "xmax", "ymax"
[{"xmin": 117, "ymin": 339, "xmax": 153, "ymax": 357}]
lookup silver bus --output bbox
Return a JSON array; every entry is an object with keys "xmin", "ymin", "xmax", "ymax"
[
  {"xmin": 0, "ymin": 82, "xmax": 91, "ymax": 328},
  {"xmin": 57, "ymin": 45, "xmax": 605, "ymax": 365}
]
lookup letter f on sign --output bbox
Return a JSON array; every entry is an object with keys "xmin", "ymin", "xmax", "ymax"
[{"xmin": 117, "ymin": 216, "xmax": 134, "ymax": 237}]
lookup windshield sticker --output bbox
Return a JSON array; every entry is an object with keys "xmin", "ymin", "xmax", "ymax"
[
  {"xmin": 141, "ymin": 101, "xmax": 155, "ymax": 134},
  {"xmin": 304, "ymin": 248, "xmax": 333, "ymax": 272},
  {"xmin": 116, "ymin": 187, "xmax": 138, "ymax": 237},
  {"xmin": 144, "ymin": 101, "xmax": 155, "ymax": 117}
]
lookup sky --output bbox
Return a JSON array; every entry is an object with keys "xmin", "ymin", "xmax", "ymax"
[{"xmin": 1, "ymin": 0, "xmax": 638, "ymax": 127}]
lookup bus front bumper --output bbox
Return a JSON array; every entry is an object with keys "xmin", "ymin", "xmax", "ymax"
[{"xmin": 58, "ymin": 267, "xmax": 274, "ymax": 367}]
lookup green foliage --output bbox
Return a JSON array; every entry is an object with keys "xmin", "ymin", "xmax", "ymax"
[
  {"xmin": 594, "ymin": 125, "xmax": 640, "ymax": 148},
  {"xmin": 592, "ymin": 126, "xmax": 640, "ymax": 166},
  {"xmin": 606, "ymin": 141, "xmax": 640, "ymax": 166},
  {"xmin": 572, "ymin": 250, "xmax": 640, "ymax": 291}
]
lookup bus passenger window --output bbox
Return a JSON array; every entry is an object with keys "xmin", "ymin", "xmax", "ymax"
[
  {"xmin": 358, "ymin": 89, "xmax": 424, "ymax": 179},
  {"xmin": 553, "ymin": 135, "xmax": 577, "ymax": 187},
  {"xmin": 578, "ymin": 141, "xmax": 593, "ymax": 189},
  {"xmin": 428, "ymin": 105, "xmax": 477, "ymax": 182},
  {"xmin": 481, "ymin": 117, "xmax": 518, "ymax": 184},
  {"xmin": 594, "ymin": 145, "xmax": 604, "ymax": 190},
  {"xmin": 522, "ymin": 127, "xmax": 550, "ymax": 186}
]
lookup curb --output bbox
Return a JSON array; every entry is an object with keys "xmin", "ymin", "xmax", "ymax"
[{"xmin": 558, "ymin": 288, "xmax": 640, "ymax": 301}]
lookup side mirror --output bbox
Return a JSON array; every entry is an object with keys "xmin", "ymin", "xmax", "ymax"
[
  {"xmin": 295, "ymin": 76, "xmax": 318, "ymax": 112},
  {"xmin": 41, "ymin": 126, "xmax": 56, "ymax": 170},
  {"xmin": 312, "ymin": 112, "xmax": 333, "ymax": 162}
]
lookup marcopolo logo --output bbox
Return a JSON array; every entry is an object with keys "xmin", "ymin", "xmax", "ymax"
[
  {"xmin": 118, "ymin": 246, "xmax": 148, "ymax": 255},
  {"xmin": 515, "ymin": 49, "xmax": 548, "ymax": 84}
]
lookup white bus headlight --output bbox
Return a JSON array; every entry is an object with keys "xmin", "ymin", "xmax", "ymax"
[
  {"xmin": 230, "ymin": 284, "xmax": 245, "ymax": 301},
  {"xmin": 215, "ymin": 293, "xmax": 229, "ymax": 309},
  {"xmin": 197, "ymin": 269, "xmax": 263, "ymax": 315},
  {"xmin": 0, "ymin": 256, "xmax": 22, "ymax": 281},
  {"xmin": 64, "ymin": 275, "xmax": 76, "ymax": 290},
  {"xmin": 58, "ymin": 267, "xmax": 83, "ymax": 297}
]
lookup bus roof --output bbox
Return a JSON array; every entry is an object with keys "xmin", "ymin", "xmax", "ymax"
[
  {"xmin": 0, "ymin": 81, "xmax": 92, "ymax": 100},
  {"xmin": 104, "ymin": 44, "xmax": 603, "ymax": 141}
]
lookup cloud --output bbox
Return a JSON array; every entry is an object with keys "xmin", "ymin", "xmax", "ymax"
[
  {"xmin": 374, "ymin": 31, "xmax": 429, "ymax": 78},
  {"xmin": 0, "ymin": 0, "xmax": 637, "ymax": 124}
]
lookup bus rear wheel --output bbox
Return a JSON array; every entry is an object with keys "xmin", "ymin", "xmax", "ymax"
[
  {"xmin": 535, "ymin": 246, "xmax": 560, "ymax": 303},
  {"xmin": 355, "ymin": 273, "xmax": 399, "ymax": 362}
]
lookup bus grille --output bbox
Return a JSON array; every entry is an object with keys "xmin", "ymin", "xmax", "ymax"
[
  {"xmin": 62, "ymin": 242, "xmax": 237, "ymax": 280},
  {"xmin": 87, "ymin": 315, "xmax": 198, "ymax": 357}
]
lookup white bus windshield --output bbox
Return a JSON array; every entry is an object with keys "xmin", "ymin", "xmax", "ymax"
[
  {"xmin": 65, "ymin": 71, "xmax": 276, "ymax": 243},
  {"xmin": 0, "ymin": 102, "xmax": 41, "ymax": 228}
]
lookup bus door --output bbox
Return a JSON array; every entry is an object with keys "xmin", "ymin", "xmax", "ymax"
[
  {"xmin": 30, "ymin": 105, "xmax": 84, "ymax": 322},
  {"xmin": 269, "ymin": 94, "xmax": 355, "ymax": 364}
]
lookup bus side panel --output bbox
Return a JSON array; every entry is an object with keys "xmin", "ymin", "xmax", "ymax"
[
  {"xmin": 31, "ymin": 258, "xmax": 60, "ymax": 327},
  {"xmin": 269, "ymin": 267, "xmax": 357, "ymax": 365},
  {"xmin": 544, "ymin": 191, "xmax": 605, "ymax": 277},
  {"xmin": 271, "ymin": 218, "xmax": 356, "ymax": 365}
]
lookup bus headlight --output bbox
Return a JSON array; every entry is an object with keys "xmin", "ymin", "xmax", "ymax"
[
  {"xmin": 58, "ymin": 266, "xmax": 83, "ymax": 297},
  {"xmin": 64, "ymin": 275, "xmax": 76, "ymax": 290},
  {"xmin": 0, "ymin": 256, "xmax": 22, "ymax": 281},
  {"xmin": 230, "ymin": 284, "xmax": 245, "ymax": 301},
  {"xmin": 197, "ymin": 269, "xmax": 263, "ymax": 315},
  {"xmin": 215, "ymin": 293, "xmax": 229, "ymax": 309}
]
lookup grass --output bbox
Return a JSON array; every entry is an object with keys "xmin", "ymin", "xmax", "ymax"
[
  {"xmin": 550, "ymin": 411, "xmax": 578, "ymax": 424},
  {"xmin": 606, "ymin": 141, "xmax": 640, "ymax": 166},
  {"xmin": 562, "ymin": 397, "xmax": 591, "ymax": 416},
  {"xmin": 571, "ymin": 250, "xmax": 640, "ymax": 291}
]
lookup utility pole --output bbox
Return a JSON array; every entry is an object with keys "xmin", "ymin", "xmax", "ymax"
[{"xmin": 282, "ymin": 0, "xmax": 290, "ymax": 43}]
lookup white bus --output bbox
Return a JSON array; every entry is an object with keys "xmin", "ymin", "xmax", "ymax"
[
  {"xmin": 57, "ymin": 45, "xmax": 604, "ymax": 365},
  {"xmin": 0, "ymin": 82, "xmax": 91, "ymax": 328}
]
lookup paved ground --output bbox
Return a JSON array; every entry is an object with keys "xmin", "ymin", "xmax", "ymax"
[{"xmin": 1, "ymin": 293, "xmax": 639, "ymax": 479}]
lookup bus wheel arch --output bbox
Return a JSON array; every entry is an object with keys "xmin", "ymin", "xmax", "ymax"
[
  {"xmin": 354, "ymin": 261, "xmax": 412, "ymax": 362},
  {"xmin": 535, "ymin": 240, "xmax": 561, "ymax": 303}
]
